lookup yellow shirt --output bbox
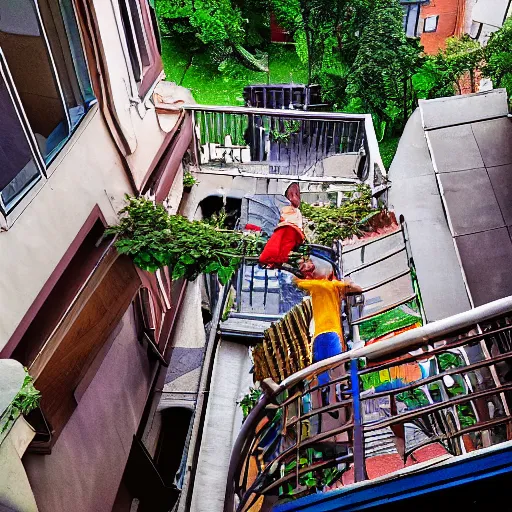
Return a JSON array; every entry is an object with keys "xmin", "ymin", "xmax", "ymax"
[{"xmin": 295, "ymin": 279, "xmax": 348, "ymax": 339}]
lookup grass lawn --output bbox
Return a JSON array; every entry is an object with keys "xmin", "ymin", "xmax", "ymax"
[
  {"xmin": 160, "ymin": 37, "xmax": 400, "ymax": 166},
  {"xmin": 160, "ymin": 38, "xmax": 308, "ymax": 105},
  {"xmin": 378, "ymin": 136, "xmax": 400, "ymax": 170}
]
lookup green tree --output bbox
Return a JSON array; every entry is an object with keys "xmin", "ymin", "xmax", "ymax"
[
  {"xmin": 483, "ymin": 17, "xmax": 512, "ymax": 97},
  {"xmin": 155, "ymin": 0, "xmax": 268, "ymax": 71},
  {"xmin": 270, "ymin": 0, "xmax": 369, "ymax": 85},
  {"xmin": 413, "ymin": 35, "xmax": 483, "ymax": 99},
  {"xmin": 346, "ymin": 0, "xmax": 421, "ymax": 136}
]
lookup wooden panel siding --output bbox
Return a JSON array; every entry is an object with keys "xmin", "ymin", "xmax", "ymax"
[{"xmin": 30, "ymin": 253, "xmax": 141, "ymax": 441}]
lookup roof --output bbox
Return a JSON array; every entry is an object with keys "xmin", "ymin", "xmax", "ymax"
[
  {"xmin": 388, "ymin": 109, "xmax": 471, "ymax": 321},
  {"xmin": 420, "ymin": 90, "xmax": 512, "ymax": 307}
]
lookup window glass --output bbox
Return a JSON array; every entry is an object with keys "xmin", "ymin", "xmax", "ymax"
[
  {"xmin": 127, "ymin": 0, "xmax": 150, "ymax": 67},
  {"xmin": 119, "ymin": 0, "xmax": 149, "ymax": 85},
  {"xmin": 0, "ymin": 0, "xmax": 70, "ymax": 162},
  {"xmin": 424, "ymin": 15, "xmax": 439, "ymax": 33},
  {"xmin": 0, "ymin": 0, "xmax": 95, "ymax": 165},
  {"xmin": 37, "ymin": 0, "xmax": 95, "ymax": 152},
  {"xmin": 0, "ymin": 56, "xmax": 42, "ymax": 210},
  {"xmin": 59, "ymin": 0, "xmax": 96, "ymax": 107}
]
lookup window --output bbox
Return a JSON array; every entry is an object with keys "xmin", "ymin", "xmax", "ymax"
[
  {"xmin": 0, "ymin": 0, "xmax": 95, "ymax": 212},
  {"xmin": 115, "ymin": 0, "xmax": 162, "ymax": 98},
  {"xmin": 424, "ymin": 15, "xmax": 439, "ymax": 33},
  {"xmin": 0, "ymin": 54, "xmax": 43, "ymax": 211},
  {"xmin": 118, "ymin": 0, "xmax": 150, "ymax": 87}
]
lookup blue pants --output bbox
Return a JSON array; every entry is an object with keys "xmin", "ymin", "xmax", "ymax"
[{"xmin": 312, "ymin": 332, "xmax": 342, "ymax": 386}]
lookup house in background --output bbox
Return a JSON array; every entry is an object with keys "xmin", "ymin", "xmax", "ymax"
[
  {"xmin": 470, "ymin": 0, "xmax": 512, "ymax": 44},
  {"xmin": 401, "ymin": 0, "xmax": 465, "ymax": 53}
]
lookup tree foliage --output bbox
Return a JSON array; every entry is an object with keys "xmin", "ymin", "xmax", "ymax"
[
  {"xmin": 155, "ymin": 0, "xmax": 268, "ymax": 70},
  {"xmin": 300, "ymin": 185, "xmax": 378, "ymax": 246},
  {"xmin": 483, "ymin": 18, "xmax": 512, "ymax": 97},
  {"xmin": 413, "ymin": 35, "xmax": 483, "ymax": 99},
  {"xmin": 346, "ymin": 0, "xmax": 421, "ymax": 136},
  {"xmin": 108, "ymin": 196, "xmax": 265, "ymax": 284},
  {"xmin": 271, "ymin": 0, "xmax": 368, "ymax": 85}
]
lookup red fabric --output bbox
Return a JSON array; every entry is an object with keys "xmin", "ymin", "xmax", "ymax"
[
  {"xmin": 245, "ymin": 223, "xmax": 262, "ymax": 232},
  {"xmin": 259, "ymin": 225, "xmax": 304, "ymax": 267}
]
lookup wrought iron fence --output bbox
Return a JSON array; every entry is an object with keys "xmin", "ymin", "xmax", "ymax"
[
  {"xmin": 225, "ymin": 296, "xmax": 512, "ymax": 512},
  {"xmin": 182, "ymin": 105, "xmax": 369, "ymax": 179}
]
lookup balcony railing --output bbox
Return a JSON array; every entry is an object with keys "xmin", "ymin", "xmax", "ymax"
[
  {"xmin": 224, "ymin": 295, "xmax": 512, "ymax": 512},
  {"xmin": 176, "ymin": 105, "xmax": 379, "ymax": 181}
]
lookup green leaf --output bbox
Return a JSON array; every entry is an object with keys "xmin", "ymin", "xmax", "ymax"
[
  {"xmin": 205, "ymin": 261, "xmax": 221, "ymax": 273},
  {"xmin": 217, "ymin": 265, "xmax": 235, "ymax": 285},
  {"xmin": 179, "ymin": 254, "xmax": 196, "ymax": 265}
]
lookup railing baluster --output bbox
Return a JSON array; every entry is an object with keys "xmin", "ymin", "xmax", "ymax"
[{"xmin": 351, "ymin": 359, "xmax": 366, "ymax": 482}]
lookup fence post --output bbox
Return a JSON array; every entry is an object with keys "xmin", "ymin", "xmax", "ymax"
[{"xmin": 350, "ymin": 358, "xmax": 366, "ymax": 482}]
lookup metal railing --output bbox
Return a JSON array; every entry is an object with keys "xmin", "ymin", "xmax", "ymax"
[
  {"xmin": 179, "ymin": 105, "xmax": 370, "ymax": 179},
  {"xmin": 231, "ymin": 246, "xmax": 340, "ymax": 320},
  {"xmin": 224, "ymin": 295, "xmax": 512, "ymax": 512}
]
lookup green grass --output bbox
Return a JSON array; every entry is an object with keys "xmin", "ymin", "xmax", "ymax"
[
  {"xmin": 160, "ymin": 38, "xmax": 308, "ymax": 105},
  {"xmin": 268, "ymin": 45, "xmax": 308, "ymax": 84},
  {"xmin": 378, "ymin": 136, "xmax": 400, "ymax": 170}
]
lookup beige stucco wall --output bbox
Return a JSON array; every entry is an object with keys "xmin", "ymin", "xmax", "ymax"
[
  {"xmin": 0, "ymin": 0, "xmax": 187, "ymax": 352},
  {"xmin": 91, "ymin": 0, "xmax": 168, "ymax": 189},
  {"xmin": 0, "ymin": 108, "xmax": 133, "ymax": 353}
]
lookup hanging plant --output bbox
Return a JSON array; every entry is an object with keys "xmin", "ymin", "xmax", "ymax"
[
  {"xmin": 270, "ymin": 120, "xmax": 301, "ymax": 143},
  {"xmin": 0, "ymin": 371, "xmax": 41, "ymax": 435},
  {"xmin": 108, "ymin": 196, "xmax": 264, "ymax": 284},
  {"xmin": 183, "ymin": 170, "xmax": 199, "ymax": 188},
  {"xmin": 300, "ymin": 184, "xmax": 378, "ymax": 246}
]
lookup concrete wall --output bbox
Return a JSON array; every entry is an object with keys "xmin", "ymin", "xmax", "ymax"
[{"xmin": 23, "ymin": 306, "xmax": 154, "ymax": 512}]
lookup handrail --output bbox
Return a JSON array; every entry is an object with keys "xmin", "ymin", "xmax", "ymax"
[
  {"xmin": 178, "ymin": 103, "xmax": 369, "ymax": 121},
  {"xmin": 224, "ymin": 294, "xmax": 512, "ymax": 511}
]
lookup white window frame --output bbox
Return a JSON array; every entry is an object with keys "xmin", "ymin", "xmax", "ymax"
[
  {"xmin": 112, "ymin": 0, "xmax": 151, "ymax": 100},
  {"xmin": 0, "ymin": 0, "xmax": 95, "ymax": 218},
  {"xmin": 423, "ymin": 15, "xmax": 439, "ymax": 33},
  {"xmin": 0, "ymin": 50, "xmax": 46, "ymax": 214}
]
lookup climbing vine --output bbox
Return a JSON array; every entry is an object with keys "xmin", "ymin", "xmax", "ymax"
[
  {"xmin": 108, "ymin": 196, "xmax": 264, "ymax": 284},
  {"xmin": 237, "ymin": 387, "xmax": 263, "ymax": 419}
]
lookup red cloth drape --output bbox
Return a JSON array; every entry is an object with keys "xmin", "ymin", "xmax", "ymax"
[{"xmin": 259, "ymin": 225, "xmax": 304, "ymax": 267}]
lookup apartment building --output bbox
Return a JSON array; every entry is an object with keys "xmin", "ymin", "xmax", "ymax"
[{"xmin": 0, "ymin": 1, "xmax": 193, "ymax": 511}]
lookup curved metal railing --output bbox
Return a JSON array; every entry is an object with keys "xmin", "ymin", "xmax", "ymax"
[{"xmin": 224, "ymin": 295, "xmax": 512, "ymax": 512}]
